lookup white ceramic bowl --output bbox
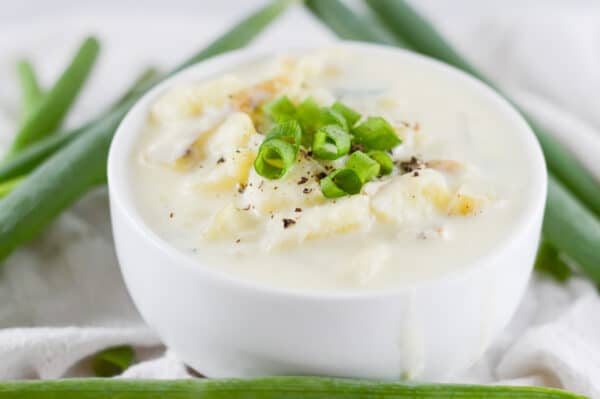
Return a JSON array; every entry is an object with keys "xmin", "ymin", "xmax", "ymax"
[{"xmin": 108, "ymin": 42, "xmax": 547, "ymax": 381}]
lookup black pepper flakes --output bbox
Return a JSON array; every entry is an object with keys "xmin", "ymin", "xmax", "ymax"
[
  {"xmin": 237, "ymin": 183, "xmax": 247, "ymax": 194},
  {"xmin": 303, "ymin": 187, "xmax": 312, "ymax": 194},
  {"xmin": 294, "ymin": 207, "xmax": 302, "ymax": 213},
  {"xmin": 315, "ymin": 172, "xmax": 327, "ymax": 181},
  {"xmin": 283, "ymin": 218, "xmax": 296, "ymax": 229},
  {"xmin": 399, "ymin": 156, "xmax": 425, "ymax": 173},
  {"xmin": 169, "ymin": 212, "xmax": 174, "ymax": 219},
  {"xmin": 235, "ymin": 238, "xmax": 241, "ymax": 243},
  {"xmin": 297, "ymin": 176, "xmax": 308, "ymax": 185},
  {"xmin": 216, "ymin": 157, "xmax": 225, "ymax": 164}
]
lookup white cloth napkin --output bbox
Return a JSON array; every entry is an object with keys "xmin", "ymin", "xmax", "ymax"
[{"xmin": 0, "ymin": 1, "xmax": 599, "ymax": 398}]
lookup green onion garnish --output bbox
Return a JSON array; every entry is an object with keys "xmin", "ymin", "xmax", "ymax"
[
  {"xmin": 320, "ymin": 168, "xmax": 363, "ymax": 198},
  {"xmin": 367, "ymin": 150, "xmax": 394, "ymax": 175},
  {"xmin": 320, "ymin": 107, "xmax": 348, "ymax": 131},
  {"xmin": 265, "ymin": 119, "xmax": 302, "ymax": 148},
  {"xmin": 332, "ymin": 101, "xmax": 361, "ymax": 127},
  {"xmin": 254, "ymin": 138, "xmax": 297, "ymax": 179},
  {"xmin": 263, "ymin": 95, "xmax": 296, "ymax": 122},
  {"xmin": 296, "ymin": 97, "xmax": 322, "ymax": 146},
  {"xmin": 346, "ymin": 150, "xmax": 380, "ymax": 182},
  {"xmin": 256, "ymin": 120, "xmax": 302, "ymax": 179},
  {"xmin": 312, "ymin": 125, "xmax": 351, "ymax": 160},
  {"xmin": 352, "ymin": 116, "xmax": 401, "ymax": 150}
]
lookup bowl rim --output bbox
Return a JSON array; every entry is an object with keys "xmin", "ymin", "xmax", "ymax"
[{"xmin": 108, "ymin": 41, "xmax": 547, "ymax": 300}]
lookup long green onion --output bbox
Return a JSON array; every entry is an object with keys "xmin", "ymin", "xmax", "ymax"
[
  {"xmin": 0, "ymin": 68, "xmax": 159, "ymax": 184},
  {"xmin": 535, "ymin": 240, "xmax": 573, "ymax": 283},
  {"xmin": 367, "ymin": 150, "xmax": 393, "ymax": 175},
  {"xmin": 352, "ymin": 116, "xmax": 401, "ymax": 150},
  {"xmin": 543, "ymin": 176, "xmax": 600, "ymax": 283},
  {"xmin": 0, "ymin": 0, "xmax": 293, "ymax": 262},
  {"xmin": 168, "ymin": 0, "xmax": 294, "ymax": 76},
  {"xmin": 0, "ymin": 376, "xmax": 586, "ymax": 399},
  {"xmin": 16, "ymin": 60, "xmax": 44, "ymax": 121},
  {"xmin": 91, "ymin": 345, "xmax": 135, "ymax": 377},
  {"xmin": 0, "ymin": 176, "xmax": 23, "ymax": 199},
  {"xmin": 304, "ymin": 0, "xmax": 402, "ymax": 46},
  {"xmin": 312, "ymin": 125, "xmax": 351, "ymax": 160},
  {"xmin": 321, "ymin": 168, "xmax": 364, "ymax": 198},
  {"xmin": 6, "ymin": 37, "xmax": 100, "ymax": 157},
  {"xmin": 364, "ymin": 0, "xmax": 600, "ymax": 219}
]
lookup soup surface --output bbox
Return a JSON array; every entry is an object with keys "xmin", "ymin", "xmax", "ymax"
[{"xmin": 130, "ymin": 47, "xmax": 534, "ymax": 291}]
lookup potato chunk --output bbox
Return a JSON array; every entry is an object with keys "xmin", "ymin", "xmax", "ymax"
[
  {"xmin": 151, "ymin": 76, "xmax": 243, "ymax": 124},
  {"xmin": 371, "ymin": 169, "xmax": 450, "ymax": 225},
  {"xmin": 263, "ymin": 195, "xmax": 372, "ymax": 250}
]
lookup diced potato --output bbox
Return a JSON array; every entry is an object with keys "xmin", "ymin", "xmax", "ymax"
[
  {"xmin": 184, "ymin": 146, "xmax": 257, "ymax": 192},
  {"xmin": 203, "ymin": 203, "xmax": 259, "ymax": 240},
  {"xmin": 263, "ymin": 195, "xmax": 372, "ymax": 250},
  {"xmin": 151, "ymin": 76, "xmax": 243, "ymax": 124},
  {"xmin": 206, "ymin": 112, "xmax": 255, "ymax": 156},
  {"xmin": 240, "ymin": 155, "xmax": 326, "ymax": 214},
  {"xmin": 371, "ymin": 169, "xmax": 450, "ymax": 225},
  {"xmin": 447, "ymin": 192, "xmax": 487, "ymax": 216}
]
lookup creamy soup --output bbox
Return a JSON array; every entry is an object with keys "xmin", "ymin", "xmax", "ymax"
[{"xmin": 130, "ymin": 47, "xmax": 534, "ymax": 291}]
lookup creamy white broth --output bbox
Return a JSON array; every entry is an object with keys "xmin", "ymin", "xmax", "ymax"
[{"xmin": 129, "ymin": 47, "xmax": 533, "ymax": 291}]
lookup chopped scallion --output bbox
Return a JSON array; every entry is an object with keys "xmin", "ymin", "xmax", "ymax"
[
  {"xmin": 320, "ymin": 107, "xmax": 348, "ymax": 131},
  {"xmin": 320, "ymin": 168, "xmax": 363, "ymax": 198},
  {"xmin": 312, "ymin": 125, "xmax": 351, "ymax": 160},
  {"xmin": 332, "ymin": 101, "xmax": 361, "ymax": 127},
  {"xmin": 265, "ymin": 119, "xmax": 302, "ymax": 148},
  {"xmin": 352, "ymin": 116, "xmax": 401, "ymax": 150},
  {"xmin": 263, "ymin": 95, "xmax": 296, "ymax": 122},
  {"xmin": 256, "ymin": 120, "xmax": 302, "ymax": 179},
  {"xmin": 346, "ymin": 150, "xmax": 380, "ymax": 182},
  {"xmin": 368, "ymin": 150, "xmax": 394, "ymax": 175},
  {"xmin": 296, "ymin": 97, "xmax": 322, "ymax": 146}
]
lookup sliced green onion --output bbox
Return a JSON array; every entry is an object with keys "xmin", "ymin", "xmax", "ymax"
[
  {"xmin": 254, "ymin": 138, "xmax": 297, "ymax": 179},
  {"xmin": 352, "ymin": 116, "xmax": 401, "ymax": 151},
  {"xmin": 332, "ymin": 101, "xmax": 361, "ymax": 127},
  {"xmin": 265, "ymin": 120, "xmax": 302, "ymax": 148},
  {"xmin": 296, "ymin": 97, "xmax": 322, "ymax": 146},
  {"xmin": 320, "ymin": 107, "xmax": 348, "ymax": 131},
  {"xmin": 320, "ymin": 168, "xmax": 363, "ymax": 198},
  {"xmin": 91, "ymin": 345, "xmax": 135, "ymax": 377},
  {"xmin": 312, "ymin": 125, "xmax": 351, "ymax": 160},
  {"xmin": 346, "ymin": 151, "xmax": 380, "ymax": 182},
  {"xmin": 367, "ymin": 150, "xmax": 394, "ymax": 175},
  {"xmin": 264, "ymin": 95, "xmax": 296, "ymax": 122},
  {"xmin": 535, "ymin": 240, "xmax": 572, "ymax": 283}
]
